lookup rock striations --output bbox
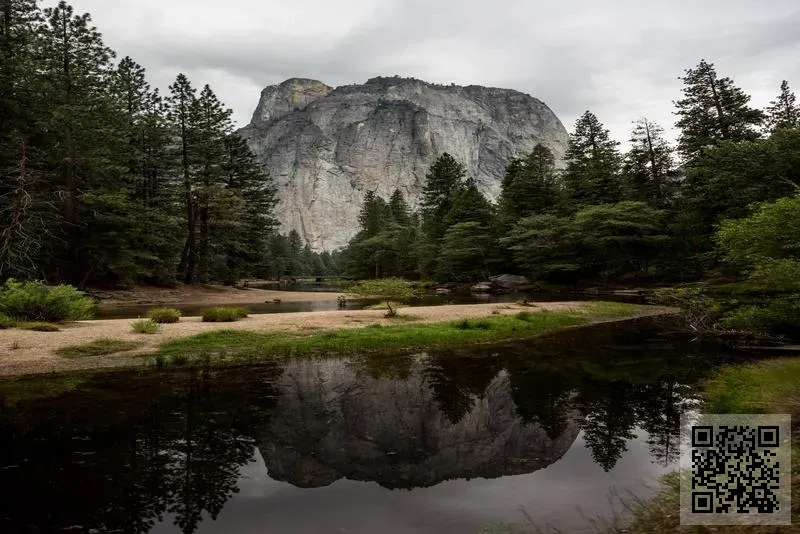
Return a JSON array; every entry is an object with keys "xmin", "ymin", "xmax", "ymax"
[{"xmin": 238, "ymin": 76, "xmax": 569, "ymax": 250}]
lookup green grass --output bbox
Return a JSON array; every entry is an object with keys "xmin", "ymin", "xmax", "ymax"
[
  {"xmin": 132, "ymin": 318, "xmax": 160, "ymax": 334},
  {"xmin": 0, "ymin": 314, "xmax": 15, "ymax": 329},
  {"xmin": 16, "ymin": 321, "xmax": 61, "ymax": 332},
  {"xmin": 581, "ymin": 301, "xmax": 640, "ymax": 318},
  {"xmin": 56, "ymin": 338, "xmax": 144, "ymax": 358},
  {"xmin": 147, "ymin": 307, "xmax": 181, "ymax": 323},
  {"xmin": 155, "ymin": 311, "xmax": 592, "ymax": 367},
  {"xmin": 201, "ymin": 306, "xmax": 249, "ymax": 322},
  {"xmin": 704, "ymin": 358, "xmax": 800, "ymax": 419}
]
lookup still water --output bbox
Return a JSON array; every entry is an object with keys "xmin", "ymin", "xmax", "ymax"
[
  {"xmin": 94, "ymin": 291, "xmax": 646, "ymax": 320},
  {"xmin": 0, "ymin": 320, "xmax": 750, "ymax": 533}
]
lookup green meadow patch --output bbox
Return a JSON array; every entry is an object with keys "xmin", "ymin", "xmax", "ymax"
[
  {"xmin": 57, "ymin": 338, "xmax": 144, "ymax": 358},
  {"xmin": 154, "ymin": 310, "xmax": 593, "ymax": 367}
]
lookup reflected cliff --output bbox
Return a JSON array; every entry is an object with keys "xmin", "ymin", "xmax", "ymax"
[
  {"xmin": 0, "ymin": 319, "xmax": 746, "ymax": 533},
  {"xmin": 258, "ymin": 354, "xmax": 579, "ymax": 490}
]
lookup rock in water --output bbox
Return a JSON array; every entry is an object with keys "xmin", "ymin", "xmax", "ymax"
[{"xmin": 238, "ymin": 76, "xmax": 569, "ymax": 250}]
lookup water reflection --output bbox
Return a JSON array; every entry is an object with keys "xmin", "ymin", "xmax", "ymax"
[{"xmin": 0, "ymin": 320, "xmax": 744, "ymax": 533}]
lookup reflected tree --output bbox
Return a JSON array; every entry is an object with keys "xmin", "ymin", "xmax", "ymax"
[
  {"xmin": 0, "ymin": 365, "xmax": 283, "ymax": 534},
  {"xmin": 635, "ymin": 380, "xmax": 692, "ymax": 466},
  {"xmin": 350, "ymin": 352, "xmax": 416, "ymax": 381},
  {"xmin": 575, "ymin": 380, "xmax": 639, "ymax": 472},
  {"xmin": 505, "ymin": 362, "xmax": 576, "ymax": 440},
  {"xmin": 423, "ymin": 352, "xmax": 502, "ymax": 424}
]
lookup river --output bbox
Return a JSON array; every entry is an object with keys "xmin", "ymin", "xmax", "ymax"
[{"xmin": 0, "ymin": 318, "xmax": 754, "ymax": 533}]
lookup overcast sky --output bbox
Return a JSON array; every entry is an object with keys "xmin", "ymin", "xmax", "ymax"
[{"xmin": 65, "ymin": 0, "xmax": 800, "ymax": 145}]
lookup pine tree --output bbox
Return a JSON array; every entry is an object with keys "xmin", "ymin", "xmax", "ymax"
[
  {"xmin": 444, "ymin": 179, "xmax": 493, "ymax": 228},
  {"xmin": 169, "ymin": 74, "xmax": 200, "ymax": 283},
  {"xmin": 623, "ymin": 118, "xmax": 674, "ymax": 204},
  {"xmin": 222, "ymin": 134, "xmax": 277, "ymax": 279},
  {"xmin": 388, "ymin": 189, "xmax": 411, "ymax": 225},
  {"xmin": 437, "ymin": 222, "xmax": 494, "ymax": 282},
  {"xmin": 38, "ymin": 1, "xmax": 121, "ymax": 283},
  {"xmin": 109, "ymin": 56, "xmax": 180, "ymax": 284},
  {"xmin": 420, "ymin": 153, "xmax": 466, "ymax": 240},
  {"xmin": 194, "ymin": 84, "xmax": 234, "ymax": 282},
  {"xmin": 674, "ymin": 59, "xmax": 763, "ymax": 161},
  {"xmin": 0, "ymin": 0, "xmax": 45, "ymax": 278},
  {"xmin": 499, "ymin": 144, "xmax": 561, "ymax": 221},
  {"xmin": 286, "ymin": 230, "xmax": 306, "ymax": 275},
  {"xmin": 765, "ymin": 80, "xmax": 799, "ymax": 133},
  {"xmin": 357, "ymin": 191, "xmax": 389, "ymax": 237},
  {"xmin": 562, "ymin": 111, "xmax": 622, "ymax": 207}
]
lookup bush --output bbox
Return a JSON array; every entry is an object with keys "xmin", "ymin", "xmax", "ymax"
[
  {"xmin": 201, "ymin": 307, "xmax": 248, "ymax": 322},
  {"xmin": 651, "ymin": 287, "xmax": 724, "ymax": 332},
  {"xmin": 0, "ymin": 315, "xmax": 15, "ymax": 329},
  {"xmin": 515, "ymin": 311, "xmax": 535, "ymax": 322},
  {"xmin": 349, "ymin": 278, "xmax": 423, "ymax": 317},
  {"xmin": 16, "ymin": 321, "xmax": 61, "ymax": 332},
  {"xmin": 453, "ymin": 319, "xmax": 492, "ymax": 330},
  {"xmin": 148, "ymin": 307, "xmax": 182, "ymax": 324},
  {"xmin": 132, "ymin": 318, "xmax": 160, "ymax": 334},
  {"xmin": 0, "ymin": 279, "xmax": 95, "ymax": 322},
  {"xmin": 722, "ymin": 297, "xmax": 800, "ymax": 336}
]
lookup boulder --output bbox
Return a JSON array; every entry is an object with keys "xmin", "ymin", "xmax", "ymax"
[
  {"xmin": 489, "ymin": 274, "xmax": 531, "ymax": 288},
  {"xmin": 470, "ymin": 282, "xmax": 493, "ymax": 293}
]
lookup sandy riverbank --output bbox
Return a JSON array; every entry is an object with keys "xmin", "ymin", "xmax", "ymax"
[
  {"xmin": 88, "ymin": 284, "xmax": 343, "ymax": 307},
  {"xmin": 0, "ymin": 302, "xmax": 667, "ymax": 377}
]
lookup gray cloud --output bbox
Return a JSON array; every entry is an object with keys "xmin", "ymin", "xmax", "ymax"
[{"xmin": 69, "ymin": 0, "xmax": 800, "ymax": 145}]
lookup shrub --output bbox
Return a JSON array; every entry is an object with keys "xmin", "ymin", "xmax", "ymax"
[
  {"xmin": 16, "ymin": 321, "xmax": 60, "ymax": 332},
  {"xmin": 201, "ymin": 307, "xmax": 248, "ymax": 322},
  {"xmin": 722, "ymin": 297, "xmax": 800, "ymax": 336},
  {"xmin": 349, "ymin": 278, "xmax": 422, "ymax": 317},
  {"xmin": 147, "ymin": 307, "xmax": 182, "ymax": 324},
  {"xmin": 132, "ymin": 318, "xmax": 160, "ymax": 334},
  {"xmin": 651, "ymin": 287, "xmax": 724, "ymax": 332},
  {"xmin": 0, "ymin": 315, "xmax": 15, "ymax": 329},
  {"xmin": 0, "ymin": 279, "xmax": 95, "ymax": 322},
  {"xmin": 454, "ymin": 319, "xmax": 492, "ymax": 330},
  {"xmin": 515, "ymin": 311, "xmax": 535, "ymax": 322}
]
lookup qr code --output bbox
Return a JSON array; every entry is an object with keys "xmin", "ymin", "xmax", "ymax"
[{"xmin": 680, "ymin": 414, "xmax": 791, "ymax": 526}]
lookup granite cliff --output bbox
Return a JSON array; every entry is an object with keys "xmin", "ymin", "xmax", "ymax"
[{"xmin": 238, "ymin": 76, "xmax": 569, "ymax": 250}]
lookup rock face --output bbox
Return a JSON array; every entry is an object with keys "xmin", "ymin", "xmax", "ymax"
[
  {"xmin": 238, "ymin": 76, "xmax": 569, "ymax": 250},
  {"xmin": 256, "ymin": 355, "xmax": 581, "ymax": 489}
]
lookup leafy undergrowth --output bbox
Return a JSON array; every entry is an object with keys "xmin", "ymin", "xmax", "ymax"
[
  {"xmin": 153, "ymin": 310, "xmax": 599, "ymax": 368},
  {"xmin": 56, "ymin": 338, "xmax": 144, "ymax": 358}
]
